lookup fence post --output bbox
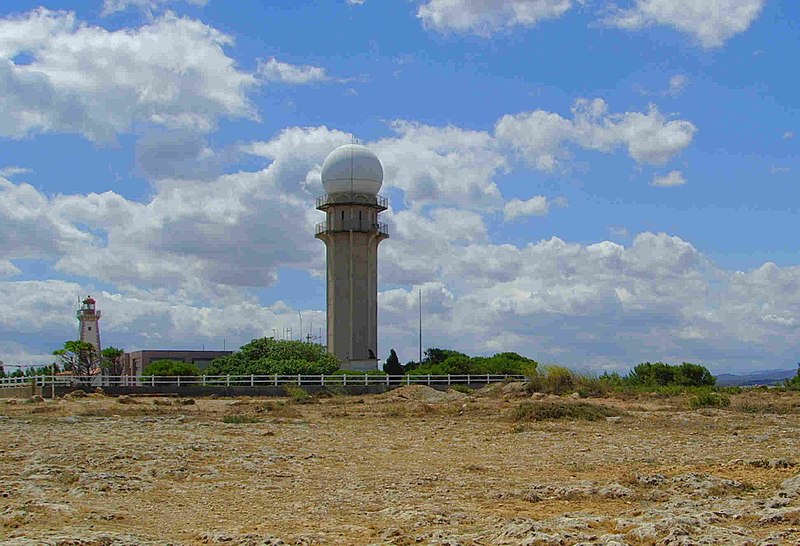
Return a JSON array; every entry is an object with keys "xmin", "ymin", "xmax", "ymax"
[
  {"xmin": 343, "ymin": 374, "xmax": 347, "ymax": 386},
  {"xmin": 177, "ymin": 376, "xmax": 181, "ymax": 387},
  {"xmin": 467, "ymin": 374, "xmax": 471, "ymax": 386},
  {"xmin": 386, "ymin": 374, "xmax": 389, "ymax": 386},
  {"xmin": 406, "ymin": 375, "xmax": 410, "ymax": 385},
  {"xmin": 250, "ymin": 374, "xmax": 254, "ymax": 387},
  {"xmin": 151, "ymin": 375, "xmax": 155, "ymax": 387},
  {"xmin": 486, "ymin": 373, "xmax": 490, "ymax": 385},
  {"xmin": 297, "ymin": 374, "xmax": 301, "ymax": 386},
  {"xmin": 447, "ymin": 374, "xmax": 451, "ymax": 386},
  {"xmin": 274, "ymin": 374, "xmax": 278, "ymax": 387},
  {"xmin": 427, "ymin": 374, "xmax": 431, "ymax": 386},
  {"xmin": 321, "ymin": 375, "xmax": 325, "ymax": 386},
  {"xmin": 226, "ymin": 375, "xmax": 230, "ymax": 387}
]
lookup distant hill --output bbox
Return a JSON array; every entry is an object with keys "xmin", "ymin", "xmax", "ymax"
[{"xmin": 716, "ymin": 368, "xmax": 797, "ymax": 387}]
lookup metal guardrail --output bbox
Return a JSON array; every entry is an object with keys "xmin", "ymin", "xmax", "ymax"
[
  {"xmin": 315, "ymin": 221, "xmax": 389, "ymax": 236},
  {"xmin": 1, "ymin": 374, "xmax": 526, "ymax": 389},
  {"xmin": 316, "ymin": 194, "xmax": 388, "ymax": 210}
]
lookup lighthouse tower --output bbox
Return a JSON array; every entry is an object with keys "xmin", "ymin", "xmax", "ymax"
[
  {"xmin": 315, "ymin": 144, "xmax": 389, "ymax": 370},
  {"xmin": 77, "ymin": 296, "xmax": 102, "ymax": 370}
]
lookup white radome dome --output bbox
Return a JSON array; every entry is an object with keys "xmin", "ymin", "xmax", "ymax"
[{"xmin": 321, "ymin": 144, "xmax": 383, "ymax": 195}]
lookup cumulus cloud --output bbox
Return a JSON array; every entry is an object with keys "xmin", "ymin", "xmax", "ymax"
[
  {"xmin": 601, "ymin": 0, "xmax": 765, "ymax": 49},
  {"xmin": 258, "ymin": 57, "xmax": 330, "ymax": 85},
  {"xmin": 784, "ymin": 131, "xmax": 795, "ymax": 140},
  {"xmin": 503, "ymin": 195, "xmax": 567, "ymax": 221},
  {"xmin": 651, "ymin": 170, "xmax": 687, "ymax": 187},
  {"xmin": 373, "ymin": 121, "xmax": 508, "ymax": 209},
  {"xmin": 101, "ymin": 0, "xmax": 208, "ymax": 15},
  {"xmin": 0, "ymin": 126, "xmax": 358, "ymax": 295},
  {"xmin": 418, "ymin": 0, "xmax": 573, "ymax": 36},
  {"xmin": 0, "ymin": 8, "xmax": 256, "ymax": 142},
  {"xmin": 496, "ymin": 98, "xmax": 696, "ymax": 171}
]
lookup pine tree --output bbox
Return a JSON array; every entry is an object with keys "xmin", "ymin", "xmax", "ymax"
[{"xmin": 384, "ymin": 349, "xmax": 403, "ymax": 375}]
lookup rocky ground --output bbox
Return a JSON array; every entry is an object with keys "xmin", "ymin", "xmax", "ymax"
[{"xmin": 1, "ymin": 384, "xmax": 799, "ymax": 545}]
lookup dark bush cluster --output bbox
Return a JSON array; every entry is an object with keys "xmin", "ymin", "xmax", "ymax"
[
  {"xmin": 142, "ymin": 359, "xmax": 200, "ymax": 377},
  {"xmin": 600, "ymin": 361, "xmax": 715, "ymax": 389},
  {"xmin": 405, "ymin": 348, "xmax": 537, "ymax": 376},
  {"xmin": 206, "ymin": 338, "xmax": 339, "ymax": 376}
]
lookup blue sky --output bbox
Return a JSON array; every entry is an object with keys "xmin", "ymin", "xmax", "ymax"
[{"xmin": 0, "ymin": 0, "xmax": 798, "ymax": 374}]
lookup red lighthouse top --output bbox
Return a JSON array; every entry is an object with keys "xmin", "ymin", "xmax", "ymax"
[{"xmin": 83, "ymin": 296, "xmax": 96, "ymax": 305}]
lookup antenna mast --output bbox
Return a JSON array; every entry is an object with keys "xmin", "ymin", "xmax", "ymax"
[{"xmin": 418, "ymin": 288, "xmax": 422, "ymax": 364}]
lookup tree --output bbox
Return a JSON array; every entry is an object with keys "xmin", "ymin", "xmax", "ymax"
[
  {"xmin": 53, "ymin": 340, "xmax": 97, "ymax": 376},
  {"xmin": 206, "ymin": 338, "xmax": 339, "ymax": 376},
  {"xmin": 142, "ymin": 359, "xmax": 200, "ymax": 377},
  {"xmin": 0, "ymin": 360, "xmax": 5, "ymax": 378},
  {"xmin": 101, "ymin": 347, "xmax": 125, "ymax": 375},
  {"xmin": 384, "ymin": 349, "xmax": 403, "ymax": 375}
]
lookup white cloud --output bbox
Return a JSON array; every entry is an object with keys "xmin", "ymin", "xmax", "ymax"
[
  {"xmin": 496, "ymin": 98, "xmax": 696, "ymax": 171},
  {"xmin": 668, "ymin": 74, "xmax": 688, "ymax": 96},
  {"xmin": 784, "ymin": 131, "xmax": 795, "ymax": 140},
  {"xmin": 651, "ymin": 170, "xmax": 687, "ymax": 187},
  {"xmin": 0, "ymin": 9, "xmax": 256, "ymax": 142},
  {"xmin": 258, "ymin": 57, "xmax": 330, "ymax": 85},
  {"xmin": 0, "ymin": 260, "xmax": 21, "ymax": 278},
  {"xmin": 503, "ymin": 195, "xmax": 567, "ymax": 221},
  {"xmin": 0, "ymin": 167, "xmax": 31, "ymax": 178},
  {"xmin": 101, "ymin": 0, "xmax": 208, "ymax": 15},
  {"xmin": 602, "ymin": 0, "xmax": 765, "ymax": 49},
  {"xmin": 347, "ymin": 0, "xmax": 366, "ymax": 4},
  {"xmin": 770, "ymin": 166, "xmax": 790, "ymax": 175},
  {"xmin": 373, "ymin": 121, "xmax": 509, "ymax": 209},
  {"xmin": 418, "ymin": 0, "xmax": 573, "ymax": 36},
  {"xmin": 609, "ymin": 226, "xmax": 629, "ymax": 238},
  {"xmin": 0, "ymin": 126, "xmax": 358, "ymax": 295}
]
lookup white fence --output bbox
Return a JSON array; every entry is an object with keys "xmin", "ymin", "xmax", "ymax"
[{"xmin": 1, "ymin": 374, "xmax": 526, "ymax": 389}]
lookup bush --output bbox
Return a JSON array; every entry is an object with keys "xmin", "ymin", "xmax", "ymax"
[
  {"xmin": 514, "ymin": 401, "xmax": 623, "ymax": 422},
  {"xmin": 784, "ymin": 365, "xmax": 800, "ymax": 391},
  {"xmin": 450, "ymin": 384, "xmax": 474, "ymax": 394},
  {"xmin": 408, "ymin": 350, "xmax": 537, "ymax": 376},
  {"xmin": 688, "ymin": 392, "xmax": 730, "ymax": 409},
  {"xmin": 206, "ymin": 338, "xmax": 339, "ymax": 376},
  {"xmin": 626, "ymin": 361, "xmax": 715, "ymax": 387},
  {"xmin": 284, "ymin": 385, "xmax": 313, "ymax": 403},
  {"xmin": 142, "ymin": 360, "xmax": 199, "ymax": 377}
]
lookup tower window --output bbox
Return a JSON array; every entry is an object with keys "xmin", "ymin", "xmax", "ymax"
[{"xmin": 88, "ymin": 327, "xmax": 92, "ymax": 331}]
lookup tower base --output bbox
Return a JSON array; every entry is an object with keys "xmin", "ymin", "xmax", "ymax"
[{"xmin": 340, "ymin": 359, "xmax": 379, "ymax": 372}]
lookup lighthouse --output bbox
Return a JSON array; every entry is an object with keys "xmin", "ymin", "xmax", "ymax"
[
  {"xmin": 315, "ymin": 144, "xmax": 389, "ymax": 370},
  {"xmin": 77, "ymin": 295, "xmax": 102, "ymax": 371}
]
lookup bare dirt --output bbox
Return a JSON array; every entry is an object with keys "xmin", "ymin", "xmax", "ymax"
[{"xmin": 1, "ymin": 386, "xmax": 800, "ymax": 545}]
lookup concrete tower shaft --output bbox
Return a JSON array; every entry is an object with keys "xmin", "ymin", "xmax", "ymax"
[{"xmin": 315, "ymin": 195, "xmax": 388, "ymax": 370}]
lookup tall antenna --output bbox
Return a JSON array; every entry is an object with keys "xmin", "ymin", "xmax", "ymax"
[
  {"xmin": 418, "ymin": 288, "xmax": 422, "ymax": 364},
  {"xmin": 299, "ymin": 311, "xmax": 303, "ymax": 341}
]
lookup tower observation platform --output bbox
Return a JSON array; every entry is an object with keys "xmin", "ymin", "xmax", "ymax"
[{"xmin": 315, "ymin": 144, "xmax": 389, "ymax": 370}]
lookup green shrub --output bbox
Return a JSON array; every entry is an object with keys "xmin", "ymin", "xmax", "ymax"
[
  {"xmin": 408, "ymin": 350, "xmax": 537, "ymax": 376},
  {"xmin": 514, "ymin": 401, "xmax": 623, "ymax": 422},
  {"xmin": 142, "ymin": 360, "xmax": 199, "ymax": 377},
  {"xmin": 206, "ymin": 338, "xmax": 339, "ymax": 376},
  {"xmin": 784, "ymin": 366, "xmax": 800, "ymax": 391},
  {"xmin": 688, "ymin": 392, "xmax": 730, "ymax": 409},
  {"xmin": 284, "ymin": 385, "xmax": 313, "ymax": 403},
  {"xmin": 626, "ymin": 361, "xmax": 715, "ymax": 387},
  {"xmin": 450, "ymin": 384, "xmax": 474, "ymax": 394},
  {"xmin": 222, "ymin": 415, "xmax": 261, "ymax": 424}
]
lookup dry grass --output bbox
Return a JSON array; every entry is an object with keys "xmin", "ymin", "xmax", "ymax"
[{"xmin": 0, "ymin": 388, "xmax": 799, "ymax": 544}]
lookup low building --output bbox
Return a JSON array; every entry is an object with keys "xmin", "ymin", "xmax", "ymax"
[{"xmin": 122, "ymin": 350, "xmax": 232, "ymax": 377}]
